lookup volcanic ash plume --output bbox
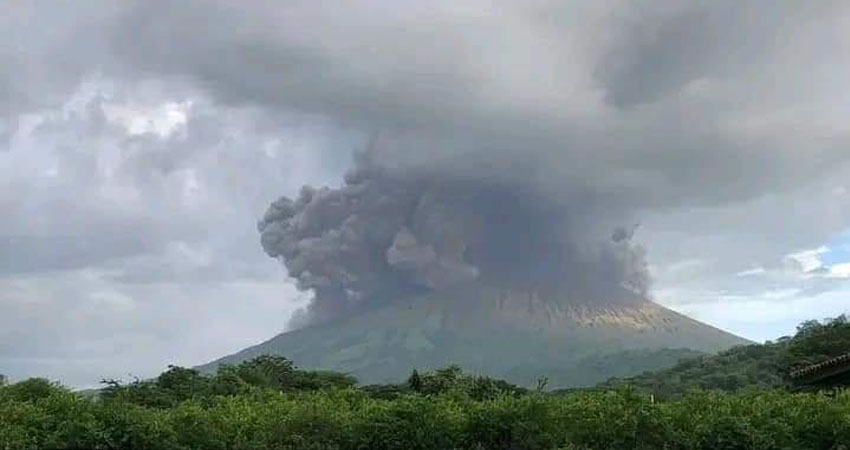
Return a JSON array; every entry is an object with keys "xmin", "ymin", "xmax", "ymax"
[{"xmin": 259, "ymin": 151, "xmax": 650, "ymax": 327}]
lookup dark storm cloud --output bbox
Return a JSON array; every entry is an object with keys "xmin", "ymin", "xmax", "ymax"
[
  {"xmin": 1, "ymin": 1, "xmax": 123, "ymax": 129},
  {"xmin": 101, "ymin": 0, "xmax": 850, "ymax": 210},
  {"xmin": 594, "ymin": 1, "xmax": 836, "ymax": 107},
  {"xmin": 4, "ymin": 0, "xmax": 849, "ymax": 212},
  {"xmin": 83, "ymin": 0, "xmax": 848, "ymax": 324}
]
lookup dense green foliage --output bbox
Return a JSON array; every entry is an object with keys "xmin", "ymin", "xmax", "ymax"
[
  {"xmin": 361, "ymin": 365, "xmax": 530, "ymax": 401},
  {"xmin": 2, "ymin": 316, "xmax": 848, "ymax": 449},
  {"xmin": 2, "ymin": 374, "xmax": 849, "ymax": 450},
  {"xmin": 603, "ymin": 315, "xmax": 850, "ymax": 397},
  {"xmin": 99, "ymin": 356, "xmax": 357, "ymax": 408},
  {"xmin": 787, "ymin": 315, "xmax": 850, "ymax": 368}
]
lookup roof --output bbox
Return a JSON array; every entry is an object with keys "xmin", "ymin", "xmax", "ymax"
[{"xmin": 790, "ymin": 352, "xmax": 850, "ymax": 382}]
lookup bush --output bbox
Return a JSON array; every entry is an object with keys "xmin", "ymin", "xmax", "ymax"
[
  {"xmin": 3, "ymin": 323, "xmax": 850, "ymax": 450},
  {"xmin": 354, "ymin": 394, "xmax": 466, "ymax": 450},
  {"xmin": 604, "ymin": 315, "xmax": 850, "ymax": 397},
  {"xmin": 95, "ymin": 401, "xmax": 178, "ymax": 450},
  {"xmin": 2, "ymin": 378, "xmax": 66, "ymax": 402},
  {"xmin": 2, "ymin": 380, "xmax": 850, "ymax": 450}
]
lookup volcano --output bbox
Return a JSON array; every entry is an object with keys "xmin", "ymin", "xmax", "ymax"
[
  {"xmin": 201, "ymin": 152, "xmax": 751, "ymax": 387},
  {"xmin": 200, "ymin": 283, "xmax": 748, "ymax": 387}
]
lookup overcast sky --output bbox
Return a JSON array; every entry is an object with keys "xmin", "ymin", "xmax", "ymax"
[{"xmin": 2, "ymin": 0, "xmax": 849, "ymax": 387}]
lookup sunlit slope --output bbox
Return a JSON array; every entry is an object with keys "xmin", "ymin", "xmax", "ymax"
[{"xmin": 200, "ymin": 284, "xmax": 749, "ymax": 387}]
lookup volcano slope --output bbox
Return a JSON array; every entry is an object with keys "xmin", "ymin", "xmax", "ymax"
[{"xmin": 200, "ymin": 283, "xmax": 747, "ymax": 388}]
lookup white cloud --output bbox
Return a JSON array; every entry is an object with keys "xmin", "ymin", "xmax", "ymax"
[
  {"xmin": 736, "ymin": 267, "xmax": 767, "ymax": 277},
  {"xmin": 781, "ymin": 246, "xmax": 850, "ymax": 280},
  {"xmin": 102, "ymin": 101, "xmax": 191, "ymax": 138},
  {"xmin": 785, "ymin": 246, "xmax": 830, "ymax": 273},
  {"xmin": 829, "ymin": 262, "xmax": 850, "ymax": 279},
  {"xmin": 661, "ymin": 287, "xmax": 850, "ymax": 343}
]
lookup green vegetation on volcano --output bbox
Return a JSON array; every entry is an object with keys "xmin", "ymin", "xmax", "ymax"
[
  {"xmin": 199, "ymin": 283, "xmax": 748, "ymax": 387},
  {"xmin": 602, "ymin": 315, "xmax": 850, "ymax": 397}
]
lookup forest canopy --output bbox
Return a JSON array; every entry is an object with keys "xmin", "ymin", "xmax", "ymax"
[{"xmin": 1, "ymin": 316, "xmax": 849, "ymax": 449}]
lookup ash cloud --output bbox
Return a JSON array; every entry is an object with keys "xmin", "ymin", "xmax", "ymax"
[{"xmin": 259, "ymin": 144, "xmax": 650, "ymax": 326}]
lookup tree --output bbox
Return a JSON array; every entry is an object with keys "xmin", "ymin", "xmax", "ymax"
[
  {"xmin": 155, "ymin": 365, "xmax": 210, "ymax": 401},
  {"xmin": 99, "ymin": 366, "xmax": 212, "ymax": 408},
  {"xmin": 786, "ymin": 314, "xmax": 850, "ymax": 368},
  {"xmin": 288, "ymin": 369, "xmax": 357, "ymax": 390},
  {"xmin": 3, "ymin": 378, "xmax": 64, "ymax": 401},
  {"xmin": 407, "ymin": 369, "xmax": 423, "ymax": 393},
  {"xmin": 214, "ymin": 355, "xmax": 356, "ymax": 392},
  {"xmin": 227, "ymin": 355, "xmax": 296, "ymax": 390},
  {"xmin": 409, "ymin": 365, "xmax": 526, "ymax": 399}
]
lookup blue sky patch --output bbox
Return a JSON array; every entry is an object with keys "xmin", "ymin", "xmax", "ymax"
[{"xmin": 821, "ymin": 229, "xmax": 850, "ymax": 265}]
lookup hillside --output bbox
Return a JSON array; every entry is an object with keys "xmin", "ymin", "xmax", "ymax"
[
  {"xmin": 602, "ymin": 315, "xmax": 850, "ymax": 397},
  {"xmin": 199, "ymin": 283, "xmax": 748, "ymax": 387}
]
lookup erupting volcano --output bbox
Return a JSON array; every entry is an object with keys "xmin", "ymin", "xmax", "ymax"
[{"xmin": 201, "ymin": 139, "xmax": 747, "ymax": 387}]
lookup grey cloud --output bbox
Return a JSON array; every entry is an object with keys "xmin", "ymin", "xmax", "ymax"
[
  {"xmin": 6, "ymin": 0, "xmax": 849, "ymax": 212},
  {"xmin": 96, "ymin": 0, "xmax": 850, "ymax": 324},
  {"xmin": 0, "ymin": 269, "xmax": 308, "ymax": 387},
  {"xmin": 1, "ymin": 1, "xmax": 124, "ymax": 125},
  {"xmin": 0, "ymin": 81, "xmax": 350, "ymax": 276},
  {"xmin": 99, "ymin": 0, "xmax": 850, "ymax": 211},
  {"xmin": 0, "ymin": 78, "xmax": 350, "ymax": 384},
  {"xmin": 0, "ymin": 235, "xmax": 156, "ymax": 276},
  {"xmin": 595, "ymin": 1, "xmax": 842, "ymax": 107}
]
